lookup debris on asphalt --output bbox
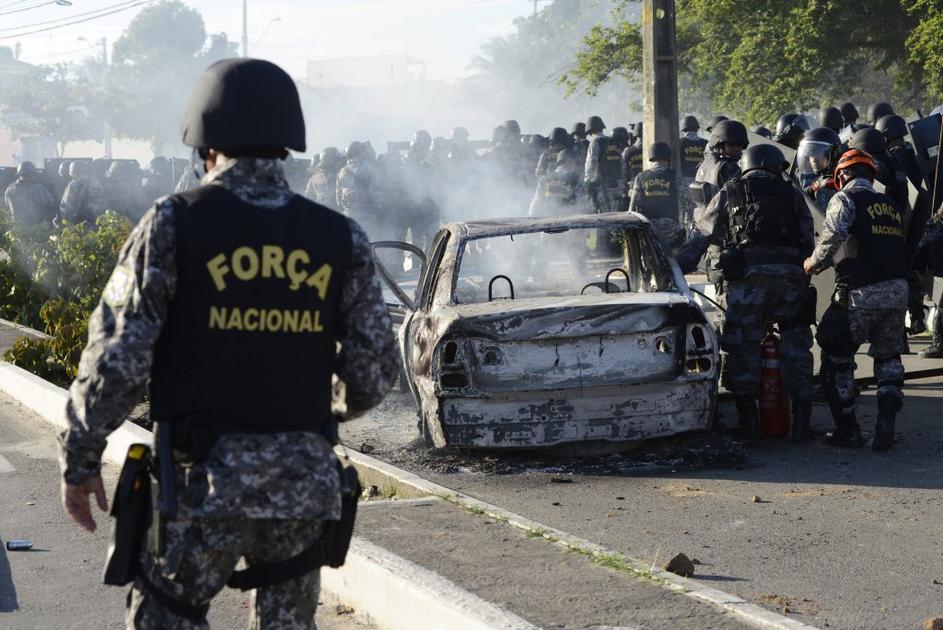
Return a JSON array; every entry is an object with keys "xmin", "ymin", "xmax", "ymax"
[
  {"xmin": 752, "ymin": 495, "xmax": 765, "ymax": 503},
  {"xmin": 6, "ymin": 540, "xmax": 33, "ymax": 551},
  {"xmin": 932, "ymin": 579, "xmax": 942, "ymax": 585},
  {"xmin": 335, "ymin": 604, "xmax": 355, "ymax": 616},
  {"xmin": 664, "ymin": 553, "xmax": 695, "ymax": 577},
  {"xmin": 362, "ymin": 485, "xmax": 382, "ymax": 500},
  {"xmin": 25, "ymin": 501, "xmax": 35, "ymax": 506},
  {"xmin": 359, "ymin": 442, "xmax": 375, "ymax": 454},
  {"xmin": 924, "ymin": 618, "xmax": 943, "ymax": 630},
  {"xmin": 550, "ymin": 477, "xmax": 573, "ymax": 484}
]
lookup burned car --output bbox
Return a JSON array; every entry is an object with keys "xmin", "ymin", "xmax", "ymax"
[{"xmin": 372, "ymin": 213, "xmax": 718, "ymax": 449}]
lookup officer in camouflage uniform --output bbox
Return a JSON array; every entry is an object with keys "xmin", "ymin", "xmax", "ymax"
[
  {"xmin": 3, "ymin": 161, "xmax": 57, "ymax": 226},
  {"xmin": 805, "ymin": 149, "xmax": 908, "ymax": 451},
  {"xmin": 628, "ymin": 142, "xmax": 687, "ymax": 254},
  {"xmin": 621, "ymin": 122, "xmax": 645, "ymax": 186},
  {"xmin": 877, "ymin": 114, "xmax": 924, "ymax": 189},
  {"xmin": 584, "ymin": 116, "xmax": 623, "ymax": 213},
  {"xmin": 60, "ymin": 160, "xmax": 104, "ymax": 225},
  {"xmin": 678, "ymin": 144, "xmax": 815, "ymax": 438},
  {"xmin": 679, "ymin": 116, "xmax": 708, "ymax": 224},
  {"xmin": 336, "ymin": 141, "xmax": 382, "ymax": 239},
  {"xmin": 58, "ymin": 59, "xmax": 399, "ymax": 629},
  {"xmin": 304, "ymin": 147, "xmax": 343, "ymax": 207}
]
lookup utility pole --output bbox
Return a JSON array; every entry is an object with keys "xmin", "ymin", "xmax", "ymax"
[
  {"xmin": 100, "ymin": 36, "xmax": 111, "ymax": 158},
  {"xmin": 528, "ymin": 0, "xmax": 549, "ymax": 17},
  {"xmin": 242, "ymin": 0, "xmax": 248, "ymax": 57},
  {"xmin": 641, "ymin": 0, "xmax": 679, "ymax": 172}
]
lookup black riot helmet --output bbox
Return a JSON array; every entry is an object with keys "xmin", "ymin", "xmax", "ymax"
[
  {"xmin": 840, "ymin": 101, "xmax": 859, "ymax": 125},
  {"xmin": 346, "ymin": 141, "xmax": 366, "ymax": 160},
  {"xmin": 16, "ymin": 161, "xmax": 37, "ymax": 177},
  {"xmin": 867, "ymin": 102, "xmax": 894, "ymax": 125},
  {"xmin": 798, "ymin": 127, "xmax": 842, "ymax": 177},
  {"xmin": 705, "ymin": 115, "xmax": 728, "ymax": 132},
  {"xmin": 776, "ymin": 113, "xmax": 808, "ymax": 137},
  {"xmin": 181, "ymin": 58, "xmax": 305, "ymax": 155},
  {"xmin": 740, "ymin": 144, "xmax": 789, "ymax": 176},
  {"xmin": 649, "ymin": 142, "xmax": 671, "ymax": 162},
  {"xmin": 549, "ymin": 127, "xmax": 571, "ymax": 149},
  {"xmin": 875, "ymin": 114, "xmax": 908, "ymax": 142},
  {"xmin": 632, "ymin": 121, "xmax": 643, "ymax": 139},
  {"xmin": 681, "ymin": 115, "xmax": 700, "ymax": 132},
  {"xmin": 451, "ymin": 126, "xmax": 469, "ymax": 142},
  {"xmin": 820, "ymin": 106, "xmax": 844, "ymax": 133},
  {"xmin": 571, "ymin": 122, "xmax": 587, "ymax": 139},
  {"xmin": 586, "ymin": 115, "xmax": 606, "ymax": 134},
  {"xmin": 849, "ymin": 127, "xmax": 887, "ymax": 155},
  {"xmin": 751, "ymin": 125, "xmax": 772, "ymax": 139},
  {"xmin": 503, "ymin": 119, "xmax": 521, "ymax": 136},
  {"xmin": 611, "ymin": 127, "xmax": 630, "ymax": 145},
  {"xmin": 413, "ymin": 130, "xmax": 432, "ymax": 150},
  {"xmin": 710, "ymin": 119, "xmax": 749, "ymax": 149}
]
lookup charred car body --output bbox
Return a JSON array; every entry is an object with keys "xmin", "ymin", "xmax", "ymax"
[{"xmin": 372, "ymin": 213, "xmax": 718, "ymax": 449}]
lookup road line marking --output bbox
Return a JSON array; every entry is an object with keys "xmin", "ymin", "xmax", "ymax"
[{"xmin": 0, "ymin": 453, "xmax": 15, "ymax": 473}]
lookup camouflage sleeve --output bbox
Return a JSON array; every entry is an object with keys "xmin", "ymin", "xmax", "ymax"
[
  {"xmin": 627, "ymin": 174, "xmax": 640, "ymax": 213},
  {"xmin": 58, "ymin": 200, "xmax": 177, "ymax": 484},
  {"xmin": 810, "ymin": 192, "xmax": 855, "ymax": 272},
  {"xmin": 584, "ymin": 137, "xmax": 602, "ymax": 184},
  {"xmin": 335, "ymin": 219, "xmax": 398, "ymax": 418}
]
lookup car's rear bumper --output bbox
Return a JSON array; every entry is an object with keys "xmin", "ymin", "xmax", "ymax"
[{"xmin": 439, "ymin": 379, "xmax": 715, "ymax": 448}]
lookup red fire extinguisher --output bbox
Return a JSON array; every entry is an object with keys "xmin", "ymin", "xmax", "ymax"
[{"xmin": 759, "ymin": 325, "xmax": 790, "ymax": 437}]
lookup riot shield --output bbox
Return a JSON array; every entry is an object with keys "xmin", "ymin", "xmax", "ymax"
[
  {"xmin": 907, "ymin": 113, "xmax": 943, "ymax": 208},
  {"xmin": 747, "ymin": 131, "xmax": 797, "ymax": 174},
  {"xmin": 804, "ymin": 190, "xmax": 835, "ymax": 320}
]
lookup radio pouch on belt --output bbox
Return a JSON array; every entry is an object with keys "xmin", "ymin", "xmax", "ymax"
[{"xmin": 102, "ymin": 444, "xmax": 152, "ymax": 586}]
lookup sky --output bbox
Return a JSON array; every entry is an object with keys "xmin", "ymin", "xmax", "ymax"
[{"xmin": 3, "ymin": 0, "xmax": 534, "ymax": 80}]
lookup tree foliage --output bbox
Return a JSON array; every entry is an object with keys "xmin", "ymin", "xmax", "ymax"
[
  {"xmin": 0, "ymin": 63, "xmax": 103, "ymax": 156},
  {"xmin": 563, "ymin": 0, "xmax": 943, "ymax": 125},
  {"xmin": 108, "ymin": 0, "xmax": 237, "ymax": 154}
]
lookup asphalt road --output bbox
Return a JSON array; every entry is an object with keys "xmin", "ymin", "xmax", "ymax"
[
  {"xmin": 341, "ymin": 341, "xmax": 943, "ymax": 630},
  {"xmin": 0, "ymin": 395, "xmax": 373, "ymax": 630}
]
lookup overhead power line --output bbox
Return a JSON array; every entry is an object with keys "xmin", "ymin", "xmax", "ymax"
[
  {"xmin": 0, "ymin": 0, "xmax": 154, "ymax": 39},
  {"xmin": 0, "ymin": 0, "xmax": 60, "ymax": 17},
  {"xmin": 0, "ymin": 0, "xmax": 143, "ymax": 32}
]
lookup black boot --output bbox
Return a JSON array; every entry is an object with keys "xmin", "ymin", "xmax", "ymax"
[
  {"xmin": 735, "ymin": 396, "xmax": 759, "ymax": 438},
  {"xmin": 790, "ymin": 399, "xmax": 814, "ymax": 441},
  {"xmin": 824, "ymin": 412, "xmax": 863, "ymax": 447},
  {"xmin": 872, "ymin": 413, "xmax": 896, "ymax": 452},
  {"xmin": 918, "ymin": 311, "xmax": 943, "ymax": 358}
]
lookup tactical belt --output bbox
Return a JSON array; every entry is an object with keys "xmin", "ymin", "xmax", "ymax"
[{"xmin": 139, "ymin": 572, "xmax": 210, "ymax": 623}]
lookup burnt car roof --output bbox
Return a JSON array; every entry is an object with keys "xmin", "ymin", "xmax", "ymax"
[{"xmin": 445, "ymin": 212, "xmax": 651, "ymax": 239}]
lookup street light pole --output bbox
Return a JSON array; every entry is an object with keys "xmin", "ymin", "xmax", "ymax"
[
  {"xmin": 242, "ymin": 0, "xmax": 248, "ymax": 57},
  {"xmin": 100, "ymin": 36, "xmax": 111, "ymax": 158}
]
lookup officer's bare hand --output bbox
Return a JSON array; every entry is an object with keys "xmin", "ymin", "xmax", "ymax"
[
  {"xmin": 802, "ymin": 257, "xmax": 817, "ymax": 276},
  {"xmin": 62, "ymin": 476, "xmax": 108, "ymax": 533}
]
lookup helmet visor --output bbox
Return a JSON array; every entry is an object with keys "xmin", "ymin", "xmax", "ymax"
[{"xmin": 797, "ymin": 140, "xmax": 833, "ymax": 175}]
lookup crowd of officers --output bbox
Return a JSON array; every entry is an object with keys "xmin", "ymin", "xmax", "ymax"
[{"xmin": 6, "ymin": 102, "xmax": 938, "ymax": 453}]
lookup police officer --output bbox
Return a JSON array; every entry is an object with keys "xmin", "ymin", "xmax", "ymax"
[
  {"xmin": 797, "ymin": 127, "xmax": 842, "ymax": 211},
  {"xmin": 58, "ymin": 58, "xmax": 399, "ymax": 627},
  {"xmin": 804, "ymin": 149, "xmax": 908, "ymax": 451},
  {"xmin": 536, "ymin": 127, "xmax": 577, "ymax": 179},
  {"xmin": 679, "ymin": 144, "xmax": 815, "ymax": 438},
  {"xmin": 686, "ymin": 119, "xmax": 748, "ymax": 300},
  {"xmin": 3, "ymin": 161, "xmax": 57, "ymax": 226},
  {"xmin": 848, "ymin": 128, "xmax": 910, "ymax": 218},
  {"xmin": 680, "ymin": 116, "xmax": 708, "ymax": 223},
  {"xmin": 611, "ymin": 127, "xmax": 632, "ymax": 210},
  {"xmin": 621, "ymin": 122, "xmax": 645, "ymax": 184},
  {"xmin": 584, "ymin": 116, "xmax": 623, "ymax": 212},
  {"xmin": 705, "ymin": 115, "xmax": 728, "ymax": 134},
  {"xmin": 774, "ymin": 113, "xmax": 808, "ymax": 150},
  {"xmin": 337, "ymin": 141, "xmax": 382, "ymax": 238},
  {"xmin": 867, "ymin": 102, "xmax": 894, "ymax": 126},
  {"xmin": 103, "ymin": 161, "xmax": 148, "ymax": 221},
  {"xmin": 877, "ymin": 114, "xmax": 923, "ymax": 189},
  {"xmin": 529, "ymin": 148, "xmax": 585, "ymax": 218},
  {"xmin": 571, "ymin": 121, "xmax": 589, "ymax": 163},
  {"xmin": 59, "ymin": 160, "xmax": 104, "ymax": 225},
  {"xmin": 304, "ymin": 147, "xmax": 344, "ymax": 207},
  {"xmin": 628, "ymin": 142, "xmax": 686, "ymax": 254}
]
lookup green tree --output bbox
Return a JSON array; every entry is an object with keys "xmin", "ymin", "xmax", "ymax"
[
  {"xmin": 108, "ymin": 0, "xmax": 237, "ymax": 154},
  {"xmin": 0, "ymin": 62, "xmax": 103, "ymax": 156},
  {"xmin": 563, "ymin": 0, "xmax": 941, "ymax": 125}
]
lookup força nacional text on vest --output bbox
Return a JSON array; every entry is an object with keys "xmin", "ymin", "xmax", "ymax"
[{"xmin": 209, "ymin": 306, "xmax": 324, "ymax": 333}]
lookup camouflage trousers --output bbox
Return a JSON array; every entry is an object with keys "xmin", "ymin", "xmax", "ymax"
[
  {"xmin": 127, "ymin": 516, "xmax": 323, "ymax": 629},
  {"xmin": 720, "ymin": 272, "xmax": 814, "ymax": 400},
  {"xmin": 817, "ymin": 303, "xmax": 906, "ymax": 419}
]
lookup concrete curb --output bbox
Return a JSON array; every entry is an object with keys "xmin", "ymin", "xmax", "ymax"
[
  {"xmin": 322, "ymin": 536, "xmax": 538, "ymax": 630},
  {"xmin": 0, "ymin": 358, "xmax": 540, "ymax": 630},
  {"xmin": 342, "ymin": 448, "xmax": 819, "ymax": 630}
]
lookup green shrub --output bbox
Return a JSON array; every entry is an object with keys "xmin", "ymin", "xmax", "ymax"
[{"xmin": 0, "ymin": 211, "xmax": 132, "ymax": 385}]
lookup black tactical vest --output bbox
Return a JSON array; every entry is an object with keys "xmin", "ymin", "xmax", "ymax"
[
  {"xmin": 633, "ymin": 168, "xmax": 679, "ymax": 220},
  {"xmin": 834, "ymin": 188, "xmax": 908, "ymax": 288},
  {"xmin": 680, "ymin": 136, "xmax": 708, "ymax": 178},
  {"xmin": 725, "ymin": 175, "xmax": 800, "ymax": 249},
  {"xmin": 149, "ymin": 186, "xmax": 352, "ymax": 432},
  {"xmin": 601, "ymin": 138, "xmax": 624, "ymax": 186}
]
